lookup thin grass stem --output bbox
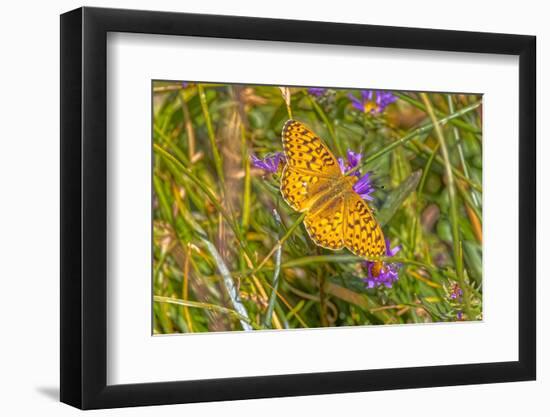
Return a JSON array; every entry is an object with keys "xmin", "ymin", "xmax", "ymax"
[
  {"xmin": 447, "ymin": 94, "xmax": 481, "ymax": 208},
  {"xmin": 420, "ymin": 93, "xmax": 473, "ymax": 319},
  {"xmin": 179, "ymin": 90, "xmax": 196, "ymax": 161},
  {"xmin": 264, "ymin": 210, "xmax": 283, "ymax": 328},
  {"xmin": 154, "ymin": 296, "xmax": 259, "ymax": 329},
  {"xmin": 252, "ymin": 212, "xmax": 307, "ymax": 275},
  {"xmin": 197, "ymin": 84, "xmax": 225, "ymax": 184}
]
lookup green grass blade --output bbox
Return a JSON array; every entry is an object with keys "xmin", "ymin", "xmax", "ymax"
[
  {"xmin": 420, "ymin": 93, "xmax": 473, "ymax": 319},
  {"xmin": 264, "ymin": 210, "xmax": 283, "ymax": 328},
  {"xmin": 377, "ymin": 170, "xmax": 422, "ymax": 226}
]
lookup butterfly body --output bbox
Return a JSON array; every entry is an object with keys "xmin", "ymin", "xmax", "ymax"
[{"xmin": 280, "ymin": 120, "xmax": 386, "ymax": 258}]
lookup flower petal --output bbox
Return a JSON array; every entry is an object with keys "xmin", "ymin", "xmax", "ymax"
[
  {"xmin": 338, "ymin": 157, "xmax": 346, "ymax": 173},
  {"xmin": 361, "ymin": 239, "xmax": 402, "ymax": 289},
  {"xmin": 385, "ymin": 238, "xmax": 401, "ymax": 257},
  {"xmin": 348, "ymin": 93, "xmax": 364, "ymax": 111},
  {"xmin": 361, "ymin": 90, "xmax": 374, "ymax": 101},
  {"xmin": 250, "ymin": 153, "xmax": 284, "ymax": 173},
  {"xmin": 353, "ymin": 172, "xmax": 375, "ymax": 201},
  {"xmin": 346, "ymin": 149, "xmax": 362, "ymax": 169}
]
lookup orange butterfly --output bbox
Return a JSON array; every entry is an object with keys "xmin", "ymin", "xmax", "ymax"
[{"xmin": 280, "ymin": 120, "xmax": 386, "ymax": 259}]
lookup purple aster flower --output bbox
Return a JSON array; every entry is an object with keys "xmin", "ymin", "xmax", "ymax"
[
  {"xmin": 250, "ymin": 153, "xmax": 285, "ymax": 174},
  {"xmin": 362, "ymin": 239, "xmax": 402, "ymax": 289},
  {"xmin": 338, "ymin": 150, "xmax": 375, "ymax": 201},
  {"xmin": 348, "ymin": 90, "xmax": 397, "ymax": 114},
  {"xmin": 457, "ymin": 311, "xmax": 464, "ymax": 320},
  {"xmin": 338, "ymin": 149, "xmax": 362, "ymax": 175},
  {"xmin": 307, "ymin": 87, "xmax": 327, "ymax": 97},
  {"xmin": 353, "ymin": 172, "xmax": 376, "ymax": 202}
]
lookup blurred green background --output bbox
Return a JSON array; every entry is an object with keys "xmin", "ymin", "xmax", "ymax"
[{"xmin": 152, "ymin": 81, "xmax": 482, "ymax": 333}]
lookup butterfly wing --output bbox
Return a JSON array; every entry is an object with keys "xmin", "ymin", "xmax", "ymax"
[
  {"xmin": 344, "ymin": 191, "xmax": 386, "ymax": 258},
  {"xmin": 303, "ymin": 195, "xmax": 346, "ymax": 250},
  {"xmin": 280, "ymin": 120, "xmax": 341, "ymax": 212},
  {"xmin": 281, "ymin": 120, "xmax": 342, "ymax": 176}
]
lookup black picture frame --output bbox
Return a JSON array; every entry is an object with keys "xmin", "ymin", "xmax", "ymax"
[{"xmin": 60, "ymin": 6, "xmax": 536, "ymax": 410}]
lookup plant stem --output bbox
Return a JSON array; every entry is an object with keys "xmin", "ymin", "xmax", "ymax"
[
  {"xmin": 178, "ymin": 90, "xmax": 196, "ymax": 161},
  {"xmin": 411, "ymin": 142, "xmax": 439, "ymax": 253},
  {"xmin": 240, "ymin": 124, "xmax": 251, "ymax": 229},
  {"xmin": 264, "ymin": 210, "xmax": 283, "ymax": 328},
  {"xmin": 420, "ymin": 93, "xmax": 473, "ymax": 319},
  {"xmin": 154, "ymin": 296, "xmax": 259, "ymax": 329},
  {"xmin": 447, "ymin": 95, "xmax": 480, "ymax": 208},
  {"xmin": 252, "ymin": 212, "xmax": 307, "ymax": 274},
  {"xmin": 197, "ymin": 84, "xmax": 225, "ymax": 185},
  {"xmin": 182, "ymin": 243, "xmax": 193, "ymax": 332},
  {"xmin": 407, "ymin": 139, "xmax": 482, "ymax": 192}
]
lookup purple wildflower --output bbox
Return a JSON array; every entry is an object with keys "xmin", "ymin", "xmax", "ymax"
[
  {"xmin": 449, "ymin": 283, "xmax": 463, "ymax": 300},
  {"xmin": 250, "ymin": 153, "xmax": 285, "ymax": 174},
  {"xmin": 362, "ymin": 239, "xmax": 402, "ymax": 289},
  {"xmin": 457, "ymin": 311, "xmax": 464, "ymax": 320},
  {"xmin": 307, "ymin": 87, "xmax": 327, "ymax": 97},
  {"xmin": 348, "ymin": 90, "xmax": 397, "ymax": 114},
  {"xmin": 338, "ymin": 150, "xmax": 375, "ymax": 201},
  {"xmin": 182, "ymin": 81, "xmax": 189, "ymax": 88},
  {"xmin": 338, "ymin": 150, "xmax": 362, "ymax": 175},
  {"xmin": 353, "ymin": 172, "xmax": 376, "ymax": 202}
]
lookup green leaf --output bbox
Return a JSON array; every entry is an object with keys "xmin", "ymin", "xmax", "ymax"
[
  {"xmin": 463, "ymin": 240, "xmax": 482, "ymax": 285},
  {"xmin": 328, "ymin": 272, "xmax": 369, "ymax": 294},
  {"xmin": 378, "ymin": 170, "xmax": 422, "ymax": 226}
]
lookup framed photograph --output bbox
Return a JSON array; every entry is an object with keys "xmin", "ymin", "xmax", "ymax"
[{"xmin": 60, "ymin": 6, "xmax": 536, "ymax": 409}]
